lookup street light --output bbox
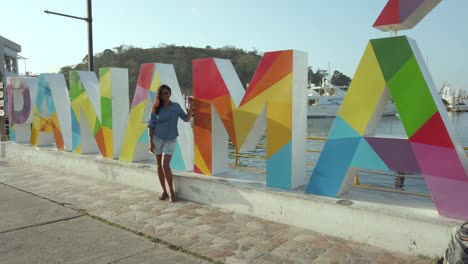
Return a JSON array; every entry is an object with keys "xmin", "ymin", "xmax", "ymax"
[{"xmin": 44, "ymin": 0, "xmax": 94, "ymax": 71}]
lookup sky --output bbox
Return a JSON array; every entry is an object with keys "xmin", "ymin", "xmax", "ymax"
[{"xmin": 3, "ymin": 0, "xmax": 468, "ymax": 90}]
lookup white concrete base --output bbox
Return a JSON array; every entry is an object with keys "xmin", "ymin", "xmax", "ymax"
[{"xmin": 0, "ymin": 142, "xmax": 461, "ymax": 257}]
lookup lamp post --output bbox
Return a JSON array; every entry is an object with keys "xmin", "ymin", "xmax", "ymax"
[{"xmin": 44, "ymin": 0, "xmax": 94, "ymax": 71}]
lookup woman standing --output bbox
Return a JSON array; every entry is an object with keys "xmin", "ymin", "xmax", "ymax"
[{"xmin": 148, "ymin": 84, "xmax": 193, "ymax": 202}]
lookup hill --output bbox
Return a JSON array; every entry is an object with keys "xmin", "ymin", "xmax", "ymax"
[
  {"xmin": 59, "ymin": 44, "xmax": 262, "ymax": 100},
  {"xmin": 59, "ymin": 44, "xmax": 352, "ymax": 102}
]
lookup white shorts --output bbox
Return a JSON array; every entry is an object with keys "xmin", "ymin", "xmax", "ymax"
[{"xmin": 153, "ymin": 137, "xmax": 176, "ymax": 156}]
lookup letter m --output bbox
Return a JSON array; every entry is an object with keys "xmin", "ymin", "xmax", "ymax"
[{"xmin": 193, "ymin": 50, "xmax": 308, "ymax": 190}]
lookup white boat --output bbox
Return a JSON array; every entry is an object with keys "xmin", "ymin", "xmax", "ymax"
[
  {"xmin": 439, "ymin": 82, "xmax": 468, "ymax": 112},
  {"xmin": 307, "ymin": 82, "xmax": 397, "ymax": 117}
]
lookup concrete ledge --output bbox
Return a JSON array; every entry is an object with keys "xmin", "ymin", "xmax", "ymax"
[{"xmin": 0, "ymin": 142, "xmax": 461, "ymax": 257}]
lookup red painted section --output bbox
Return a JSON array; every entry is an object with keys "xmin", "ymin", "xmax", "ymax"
[
  {"xmin": 193, "ymin": 58, "xmax": 229, "ymax": 100},
  {"xmin": 410, "ymin": 112, "xmax": 454, "ymax": 148},
  {"xmin": 373, "ymin": 0, "xmax": 401, "ymax": 27},
  {"xmin": 136, "ymin": 64, "xmax": 155, "ymax": 90}
]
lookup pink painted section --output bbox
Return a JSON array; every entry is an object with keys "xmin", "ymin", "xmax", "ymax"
[
  {"xmin": 424, "ymin": 175, "xmax": 468, "ymax": 221},
  {"xmin": 131, "ymin": 85, "xmax": 149, "ymax": 107},
  {"xmin": 411, "ymin": 142, "xmax": 468, "ymax": 181}
]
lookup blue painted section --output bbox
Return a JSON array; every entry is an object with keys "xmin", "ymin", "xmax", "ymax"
[
  {"xmin": 138, "ymin": 130, "xmax": 149, "ymax": 144},
  {"xmin": 170, "ymin": 142, "xmax": 186, "ymax": 171},
  {"xmin": 71, "ymin": 108, "xmax": 80, "ymax": 150},
  {"xmin": 10, "ymin": 127, "xmax": 16, "ymax": 142},
  {"xmin": 328, "ymin": 116, "xmax": 361, "ymax": 139},
  {"xmin": 351, "ymin": 138, "xmax": 389, "ymax": 171},
  {"xmin": 305, "ymin": 137, "xmax": 361, "ymax": 196},
  {"xmin": 36, "ymin": 77, "xmax": 55, "ymax": 116},
  {"xmin": 44, "ymin": 86, "xmax": 55, "ymax": 115},
  {"xmin": 149, "ymin": 91, "xmax": 156, "ymax": 102},
  {"xmin": 267, "ymin": 141, "xmax": 292, "ymax": 190}
]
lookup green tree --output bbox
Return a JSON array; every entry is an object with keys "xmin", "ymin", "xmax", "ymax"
[
  {"xmin": 331, "ymin": 70, "xmax": 352, "ymax": 86},
  {"xmin": 308, "ymin": 67, "xmax": 328, "ymax": 86}
]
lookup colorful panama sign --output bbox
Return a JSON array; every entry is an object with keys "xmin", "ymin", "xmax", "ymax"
[
  {"xmin": 3, "ymin": 0, "xmax": 467, "ymax": 221},
  {"xmin": 6, "ymin": 64, "xmax": 193, "ymax": 171}
]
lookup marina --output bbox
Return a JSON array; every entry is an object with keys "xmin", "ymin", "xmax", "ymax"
[
  {"xmin": 440, "ymin": 81, "xmax": 468, "ymax": 112},
  {"xmin": 307, "ymin": 81, "xmax": 397, "ymax": 117}
]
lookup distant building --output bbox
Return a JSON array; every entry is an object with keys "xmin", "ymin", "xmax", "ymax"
[
  {"xmin": 0, "ymin": 35, "xmax": 22, "ymax": 84},
  {"xmin": 0, "ymin": 36, "xmax": 22, "ymax": 121}
]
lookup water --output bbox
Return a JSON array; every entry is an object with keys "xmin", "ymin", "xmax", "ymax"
[{"xmin": 231, "ymin": 112, "xmax": 468, "ymax": 194}]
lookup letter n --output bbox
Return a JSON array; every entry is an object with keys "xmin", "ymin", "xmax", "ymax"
[
  {"xmin": 305, "ymin": 36, "xmax": 468, "ymax": 220},
  {"xmin": 69, "ymin": 71, "xmax": 107, "ymax": 156},
  {"xmin": 99, "ymin": 68, "xmax": 129, "ymax": 159},
  {"xmin": 193, "ymin": 50, "xmax": 308, "ymax": 190}
]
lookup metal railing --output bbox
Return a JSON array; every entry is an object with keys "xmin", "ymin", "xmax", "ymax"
[{"xmin": 229, "ymin": 136, "xmax": 466, "ymax": 198}]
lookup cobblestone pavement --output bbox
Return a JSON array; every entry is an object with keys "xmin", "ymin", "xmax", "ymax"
[{"xmin": 0, "ymin": 158, "xmax": 435, "ymax": 264}]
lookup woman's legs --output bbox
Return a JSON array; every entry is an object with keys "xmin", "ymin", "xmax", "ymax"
[
  {"xmin": 162, "ymin": 154, "xmax": 175, "ymax": 201},
  {"xmin": 156, "ymin": 154, "xmax": 168, "ymax": 199}
]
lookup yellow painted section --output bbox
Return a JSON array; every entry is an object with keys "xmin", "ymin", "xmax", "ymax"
[
  {"xmin": 119, "ymin": 102, "xmax": 147, "ymax": 161},
  {"xmin": 30, "ymin": 108, "xmax": 41, "ymax": 145},
  {"xmin": 194, "ymin": 143, "xmax": 211, "ymax": 175},
  {"xmin": 51, "ymin": 112, "xmax": 60, "ymax": 126},
  {"xmin": 233, "ymin": 74, "xmax": 292, "ymax": 156},
  {"xmin": 150, "ymin": 70, "xmax": 161, "ymax": 93},
  {"xmin": 71, "ymin": 96, "xmax": 83, "ymax": 123},
  {"xmin": 100, "ymin": 71, "xmax": 112, "ymax": 98},
  {"xmin": 230, "ymin": 97, "xmax": 238, "ymax": 110},
  {"xmin": 31, "ymin": 108, "xmax": 58, "ymax": 145},
  {"xmin": 72, "ymin": 93, "xmax": 99, "ymax": 133},
  {"xmin": 338, "ymin": 43, "xmax": 386, "ymax": 135},
  {"xmin": 102, "ymin": 126, "xmax": 113, "ymax": 156},
  {"xmin": 75, "ymin": 145, "xmax": 82, "ymax": 154}
]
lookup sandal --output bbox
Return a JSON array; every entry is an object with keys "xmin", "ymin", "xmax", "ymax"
[
  {"xmin": 170, "ymin": 194, "xmax": 176, "ymax": 203},
  {"xmin": 158, "ymin": 192, "xmax": 168, "ymax": 200}
]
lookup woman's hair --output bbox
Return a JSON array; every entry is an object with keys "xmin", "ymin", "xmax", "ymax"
[{"xmin": 152, "ymin": 84, "xmax": 172, "ymax": 114}]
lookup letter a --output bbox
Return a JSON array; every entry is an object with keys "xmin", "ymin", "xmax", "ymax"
[{"xmin": 306, "ymin": 36, "xmax": 468, "ymax": 221}]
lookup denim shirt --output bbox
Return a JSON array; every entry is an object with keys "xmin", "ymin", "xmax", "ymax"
[{"xmin": 147, "ymin": 102, "xmax": 188, "ymax": 141}]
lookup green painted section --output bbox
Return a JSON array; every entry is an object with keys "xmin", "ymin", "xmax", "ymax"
[
  {"xmin": 371, "ymin": 36, "xmax": 414, "ymax": 82},
  {"xmin": 69, "ymin": 71, "xmax": 85, "ymax": 101},
  {"xmin": 387, "ymin": 56, "xmax": 438, "ymax": 138},
  {"xmin": 93, "ymin": 117, "xmax": 101, "ymax": 136},
  {"xmin": 99, "ymin": 67, "xmax": 110, "ymax": 78},
  {"xmin": 101, "ymin": 97, "xmax": 113, "ymax": 128}
]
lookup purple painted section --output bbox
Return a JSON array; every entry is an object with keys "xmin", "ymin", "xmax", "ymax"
[
  {"xmin": 365, "ymin": 137, "xmax": 421, "ymax": 174},
  {"xmin": 131, "ymin": 85, "xmax": 149, "ymax": 107},
  {"xmin": 399, "ymin": 0, "xmax": 425, "ymax": 22},
  {"xmin": 411, "ymin": 143, "xmax": 468, "ymax": 181},
  {"xmin": 424, "ymin": 175, "xmax": 468, "ymax": 221},
  {"xmin": 6, "ymin": 79, "xmax": 31, "ymax": 125}
]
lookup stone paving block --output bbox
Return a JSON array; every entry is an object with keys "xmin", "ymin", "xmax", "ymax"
[{"xmin": 0, "ymin": 158, "xmax": 433, "ymax": 264}]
